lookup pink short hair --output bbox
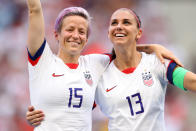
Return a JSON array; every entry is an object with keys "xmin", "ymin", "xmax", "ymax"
[{"xmin": 54, "ymin": 7, "xmax": 91, "ymax": 37}]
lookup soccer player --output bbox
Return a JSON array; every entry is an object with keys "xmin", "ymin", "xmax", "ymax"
[
  {"xmin": 26, "ymin": 0, "xmax": 110, "ymax": 130},
  {"xmin": 26, "ymin": 0, "xmax": 184, "ymax": 130},
  {"xmin": 95, "ymin": 8, "xmax": 196, "ymax": 131}
]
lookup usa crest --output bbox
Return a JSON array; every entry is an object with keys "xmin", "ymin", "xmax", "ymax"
[
  {"xmin": 142, "ymin": 71, "xmax": 154, "ymax": 87},
  {"xmin": 83, "ymin": 71, "xmax": 93, "ymax": 86}
]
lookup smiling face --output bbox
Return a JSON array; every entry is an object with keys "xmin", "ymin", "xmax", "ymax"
[
  {"xmin": 55, "ymin": 15, "xmax": 88, "ymax": 56},
  {"xmin": 108, "ymin": 9, "xmax": 142, "ymax": 47}
]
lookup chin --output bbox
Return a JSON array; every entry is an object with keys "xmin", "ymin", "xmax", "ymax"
[
  {"xmin": 113, "ymin": 41, "xmax": 126, "ymax": 45},
  {"xmin": 69, "ymin": 49, "xmax": 81, "ymax": 56}
]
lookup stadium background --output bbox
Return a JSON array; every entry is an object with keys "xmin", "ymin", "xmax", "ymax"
[{"xmin": 0, "ymin": 0, "xmax": 196, "ymax": 130}]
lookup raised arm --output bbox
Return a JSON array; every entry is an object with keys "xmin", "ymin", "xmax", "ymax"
[
  {"xmin": 27, "ymin": 0, "xmax": 45, "ymax": 56},
  {"xmin": 136, "ymin": 44, "xmax": 183, "ymax": 67}
]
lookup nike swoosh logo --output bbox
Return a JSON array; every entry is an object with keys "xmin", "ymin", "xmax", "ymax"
[
  {"xmin": 52, "ymin": 73, "xmax": 64, "ymax": 77},
  {"xmin": 106, "ymin": 85, "xmax": 117, "ymax": 92}
]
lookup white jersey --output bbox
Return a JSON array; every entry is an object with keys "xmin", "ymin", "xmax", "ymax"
[
  {"xmin": 28, "ymin": 41, "xmax": 110, "ymax": 131},
  {"xmin": 95, "ymin": 52, "xmax": 172, "ymax": 131}
]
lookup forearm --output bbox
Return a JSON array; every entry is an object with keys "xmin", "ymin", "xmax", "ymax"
[
  {"xmin": 184, "ymin": 71, "xmax": 196, "ymax": 92},
  {"xmin": 27, "ymin": 0, "xmax": 45, "ymax": 56},
  {"xmin": 136, "ymin": 44, "xmax": 154, "ymax": 54}
]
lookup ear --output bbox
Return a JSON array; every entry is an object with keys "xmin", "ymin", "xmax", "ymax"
[
  {"xmin": 54, "ymin": 31, "xmax": 59, "ymax": 41},
  {"xmin": 136, "ymin": 28, "xmax": 143, "ymax": 40}
]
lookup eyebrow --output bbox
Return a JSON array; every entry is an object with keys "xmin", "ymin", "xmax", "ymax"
[
  {"xmin": 111, "ymin": 19, "xmax": 117, "ymax": 21},
  {"xmin": 111, "ymin": 18, "xmax": 132, "ymax": 21},
  {"xmin": 124, "ymin": 19, "xmax": 131, "ymax": 21}
]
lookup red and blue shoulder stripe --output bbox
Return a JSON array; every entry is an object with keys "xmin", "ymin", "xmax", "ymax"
[
  {"xmin": 27, "ymin": 40, "xmax": 46, "ymax": 66},
  {"xmin": 167, "ymin": 60, "xmax": 178, "ymax": 85}
]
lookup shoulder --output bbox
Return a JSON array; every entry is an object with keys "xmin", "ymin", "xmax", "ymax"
[
  {"xmin": 141, "ymin": 52, "xmax": 169, "ymax": 72},
  {"xmin": 81, "ymin": 54, "xmax": 110, "ymax": 63},
  {"xmin": 84, "ymin": 54, "xmax": 110, "ymax": 59},
  {"xmin": 141, "ymin": 52, "xmax": 160, "ymax": 65},
  {"xmin": 142, "ymin": 52, "xmax": 171, "ymax": 65},
  {"xmin": 79, "ymin": 54, "xmax": 111, "ymax": 73}
]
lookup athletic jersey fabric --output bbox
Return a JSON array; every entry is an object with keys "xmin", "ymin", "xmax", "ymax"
[
  {"xmin": 28, "ymin": 40, "xmax": 110, "ymax": 131},
  {"xmin": 95, "ymin": 52, "xmax": 173, "ymax": 131}
]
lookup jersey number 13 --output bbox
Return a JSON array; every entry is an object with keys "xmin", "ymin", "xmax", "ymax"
[{"xmin": 126, "ymin": 92, "xmax": 144, "ymax": 116}]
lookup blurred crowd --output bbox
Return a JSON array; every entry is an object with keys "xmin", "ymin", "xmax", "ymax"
[{"xmin": 0, "ymin": 0, "xmax": 196, "ymax": 131}]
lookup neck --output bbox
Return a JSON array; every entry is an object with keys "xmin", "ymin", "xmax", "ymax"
[
  {"xmin": 57, "ymin": 50, "xmax": 80, "ymax": 64},
  {"xmin": 113, "ymin": 43, "xmax": 141, "ymax": 71}
]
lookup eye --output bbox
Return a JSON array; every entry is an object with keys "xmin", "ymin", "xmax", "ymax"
[
  {"xmin": 79, "ymin": 29, "xmax": 86, "ymax": 35},
  {"xmin": 123, "ymin": 20, "xmax": 131, "ymax": 25},
  {"xmin": 79, "ymin": 31, "xmax": 85, "ymax": 35},
  {"xmin": 66, "ymin": 28, "xmax": 74, "ymax": 32},
  {"xmin": 111, "ymin": 21, "xmax": 118, "ymax": 25}
]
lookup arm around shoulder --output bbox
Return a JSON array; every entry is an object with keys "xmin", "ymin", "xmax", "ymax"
[{"xmin": 137, "ymin": 44, "xmax": 183, "ymax": 66}]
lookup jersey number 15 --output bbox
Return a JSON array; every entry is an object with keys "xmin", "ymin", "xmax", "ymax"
[{"xmin": 68, "ymin": 88, "xmax": 83, "ymax": 108}]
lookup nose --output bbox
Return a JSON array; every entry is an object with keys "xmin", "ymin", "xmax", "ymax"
[
  {"xmin": 116, "ymin": 23, "xmax": 122, "ymax": 31},
  {"xmin": 72, "ymin": 30, "xmax": 79, "ymax": 39}
]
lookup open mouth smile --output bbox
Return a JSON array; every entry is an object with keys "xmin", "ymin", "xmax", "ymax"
[
  {"xmin": 68, "ymin": 41, "xmax": 81, "ymax": 45},
  {"xmin": 114, "ymin": 33, "xmax": 127, "ymax": 38}
]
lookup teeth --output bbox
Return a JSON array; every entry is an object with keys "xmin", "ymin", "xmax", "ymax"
[
  {"xmin": 115, "ymin": 34, "xmax": 125, "ymax": 37},
  {"xmin": 70, "ymin": 41, "xmax": 80, "ymax": 44}
]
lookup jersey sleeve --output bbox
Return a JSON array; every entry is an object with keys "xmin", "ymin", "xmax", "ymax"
[
  {"xmin": 28, "ymin": 40, "xmax": 54, "ymax": 79},
  {"xmin": 153, "ymin": 55, "xmax": 177, "ymax": 84},
  {"xmin": 159, "ymin": 58, "xmax": 187, "ymax": 91},
  {"xmin": 166, "ymin": 60, "xmax": 178, "ymax": 85},
  {"xmin": 87, "ymin": 54, "xmax": 111, "ymax": 75}
]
